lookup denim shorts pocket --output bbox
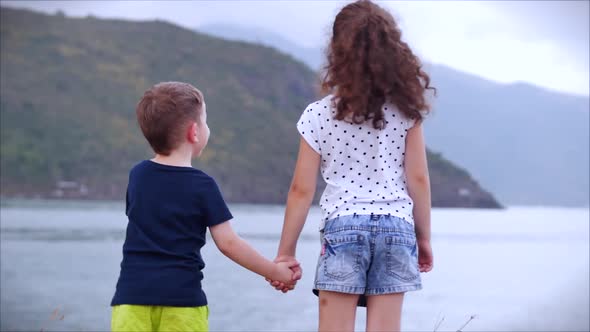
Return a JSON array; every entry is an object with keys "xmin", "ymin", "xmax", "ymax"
[
  {"xmin": 385, "ymin": 235, "xmax": 419, "ymax": 281},
  {"xmin": 322, "ymin": 233, "xmax": 363, "ymax": 281}
]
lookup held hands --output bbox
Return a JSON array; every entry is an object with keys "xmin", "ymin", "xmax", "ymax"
[
  {"xmin": 417, "ymin": 239, "xmax": 433, "ymax": 272},
  {"xmin": 273, "ymin": 259, "xmax": 301, "ymax": 285},
  {"xmin": 266, "ymin": 255, "xmax": 302, "ymax": 293}
]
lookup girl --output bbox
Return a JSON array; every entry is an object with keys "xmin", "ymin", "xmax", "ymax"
[{"xmin": 271, "ymin": 0, "xmax": 434, "ymax": 331}]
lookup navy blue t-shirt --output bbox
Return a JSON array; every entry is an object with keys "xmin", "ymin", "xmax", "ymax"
[{"xmin": 111, "ymin": 160, "xmax": 232, "ymax": 307}]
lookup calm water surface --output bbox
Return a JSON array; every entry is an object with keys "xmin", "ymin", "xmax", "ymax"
[{"xmin": 1, "ymin": 201, "xmax": 588, "ymax": 331}]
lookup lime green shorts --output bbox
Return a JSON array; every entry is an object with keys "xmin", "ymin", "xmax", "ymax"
[{"xmin": 111, "ymin": 304, "xmax": 209, "ymax": 332}]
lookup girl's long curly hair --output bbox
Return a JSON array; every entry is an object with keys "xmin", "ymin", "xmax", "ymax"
[{"xmin": 321, "ymin": 0, "xmax": 435, "ymax": 129}]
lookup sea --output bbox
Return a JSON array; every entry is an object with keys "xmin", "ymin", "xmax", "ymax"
[{"xmin": 1, "ymin": 200, "xmax": 588, "ymax": 331}]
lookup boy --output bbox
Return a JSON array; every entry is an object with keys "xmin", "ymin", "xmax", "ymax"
[{"xmin": 111, "ymin": 82, "xmax": 298, "ymax": 331}]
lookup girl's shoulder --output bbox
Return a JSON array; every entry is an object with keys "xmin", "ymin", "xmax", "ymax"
[
  {"xmin": 302, "ymin": 95, "xmax": 334, "ymax": 119},
  {"xmin": 382, "ymin": 100, "xmax": 418, "ymax": 126},
  {"xmin": 306, "ymin": 94, "xmax": 333, "ymax": 110}
]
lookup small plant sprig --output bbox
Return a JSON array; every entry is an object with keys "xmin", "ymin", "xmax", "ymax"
[
  {"xmin": 433, "ymin": 313, "xmax": 477, "ymax": 332},
  {"xmin": 40, "ymin": 306, "xmax": 65, "ymax": 332},
  {"xmin": 456, "ymin": 315, "xmax": 477, "ymax": 332},
  {"xmin": 433, "ymin": 311, "xmax": 445, "ymax": 332}
]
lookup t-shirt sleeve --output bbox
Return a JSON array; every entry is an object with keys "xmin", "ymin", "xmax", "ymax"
[
  {"xmin": 403, "ymin": 117, "xmax": 417, "ymax": 131},
  {"xmin": 125, "ymin": 189, "xmax": 130, "ymax": 216},
  {"xmin": 201, "ymin": 178, "xmax": 233, "ymax": 227},
  {"xmin": 296, "ymin": 106, "xmax": 321, "ymax": 154}
]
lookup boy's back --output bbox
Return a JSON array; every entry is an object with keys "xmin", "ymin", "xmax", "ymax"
[{"xmin": 111, "ymin": 160, "xmax": 232, "ymax": 307}]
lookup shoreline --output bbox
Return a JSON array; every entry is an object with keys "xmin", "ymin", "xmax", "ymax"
[{"xmin": 0, "ymin": 198, "xmax": 587, "ymax": 210}]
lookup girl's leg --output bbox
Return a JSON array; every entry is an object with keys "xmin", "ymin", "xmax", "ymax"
[
  {"xmin": 366, "ymin": 293, "xmax": 404, "ymax": 332},
  {"xmin": 318, "ymin": 290, "xmax": 359, "ymax": 332}
]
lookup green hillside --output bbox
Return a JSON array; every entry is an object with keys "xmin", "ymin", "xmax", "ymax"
[{"xmin": 0, "ymin": 7, "xmax": 500, "ymax": 208}]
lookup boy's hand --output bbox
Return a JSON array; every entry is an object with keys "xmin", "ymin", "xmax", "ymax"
[
  {"xmin": 267, "ymin": 255, "xmax": 302, "ymax": 293},
  {"xmin": 417, "ymin": 239, "xmax": 433, "ymax": 272}
]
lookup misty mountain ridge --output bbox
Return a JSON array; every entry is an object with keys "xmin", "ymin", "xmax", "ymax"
[
  {"xmin": 198, "ymin": 23, "xmax": 589, "ymax": 207},
  {"xmin": 199, "ymin": 23, "xmax": 589, "ymax": 98}
]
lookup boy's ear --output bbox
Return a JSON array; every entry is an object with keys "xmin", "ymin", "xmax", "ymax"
[{"xmin": 187, "ymin": 122, "xmax": 199, "ymax": 143}]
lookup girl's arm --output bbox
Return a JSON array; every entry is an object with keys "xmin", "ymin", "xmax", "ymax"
[
  {"xmin": 277, "ymin": 137, "xmax": 321, "ymax": 258},
  {"xmin": 404, "ymin": 121, "xmax": 433, "ymax": 272},
  {"xmin": 405, "ymin": 121, "xmax": 431, "ymax": 242}
]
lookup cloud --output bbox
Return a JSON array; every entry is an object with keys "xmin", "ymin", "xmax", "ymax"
[{"xmin": 381, "ymin": 1, "xmax": 589, "ymax": 95}]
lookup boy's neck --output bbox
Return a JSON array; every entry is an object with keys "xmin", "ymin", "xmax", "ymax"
[{"xmin": 152, "ymin": 148, "xmax": 194, "ymax": 168}]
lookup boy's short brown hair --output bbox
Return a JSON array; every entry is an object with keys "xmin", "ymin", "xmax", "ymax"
[{"xmin": 136, "ymin": 82, "xmax": 204, "ymax": 156}]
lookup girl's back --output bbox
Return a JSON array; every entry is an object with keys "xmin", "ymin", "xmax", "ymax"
[{"xmin": 298, "ymin": 95, "xmax": 416, "ymax": 227}]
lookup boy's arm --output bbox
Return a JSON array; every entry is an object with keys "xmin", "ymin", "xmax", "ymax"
[
  {"xmin": 276, "ymin": 138, "xmax": 320, "ymax": 258},
  {"xmin": 209, "ymin": 221, "xmax": 298, "ymax": 284}
]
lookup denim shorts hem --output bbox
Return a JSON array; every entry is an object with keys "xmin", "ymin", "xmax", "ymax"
[
  {"xmin": 314, "ymin": 283, "xmax": 365, "ymax": 294},
  {"xmin": 365, "ymin": 283, "xmax": 422, "ymax": 295}
]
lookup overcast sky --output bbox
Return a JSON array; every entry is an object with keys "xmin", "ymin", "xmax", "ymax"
[{"xmin": 2, "ymin": 0, "xmax": 589, "ymax": 96}]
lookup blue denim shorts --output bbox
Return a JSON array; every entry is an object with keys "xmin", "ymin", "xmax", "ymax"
[{"xmin": 313, "ymin": 214, "xmax": 422, "ymax": 303}]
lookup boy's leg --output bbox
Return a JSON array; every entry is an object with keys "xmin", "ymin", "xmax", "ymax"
[
  {"xmin": 318, "ymin": 290, "xmax": 359, "ymax": 332},
  {"xmin": 365, "ymin": 293, "xmax": 404, "ymax": 332},
  {"xmin": 111, "ymin": 305, "xmax": 152, "ymax": 332},
  {"xmin": 156, "ymin": 306, "xmax": 209, "ymax": 332}
]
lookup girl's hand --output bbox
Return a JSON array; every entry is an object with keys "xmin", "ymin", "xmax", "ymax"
[
  {"xmin": 267, "ymin": 255, "xmax": 303, "ymax": 293},
  {"xmin": 417, "ymin": 240, "xmax": 433, "ymax": 272}
]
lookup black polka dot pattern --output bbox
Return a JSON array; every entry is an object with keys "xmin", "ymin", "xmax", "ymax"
[{"xmin": 297, "ymin": 95, "xmax": 416, "ymax": 228}]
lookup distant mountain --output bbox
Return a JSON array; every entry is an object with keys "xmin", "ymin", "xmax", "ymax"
[
  {"xmin": 199, "ymin": 23, "xmax": 324, "ymax": 69},
  {"xmin": 0, "ymin": 7, "xmax": 500, "ymax": 208},
  {"xmin": 426, "ymin": 66, "xmax": 589, "ymax": 206},
  {"xmin": 199, "ymin": 24, "xmax": 590, "ymax": 207}
]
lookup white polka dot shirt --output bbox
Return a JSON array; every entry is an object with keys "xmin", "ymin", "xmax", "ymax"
[{"xmin": 297, "ymin": 95, "xmax": 416, "ymax": 230}]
